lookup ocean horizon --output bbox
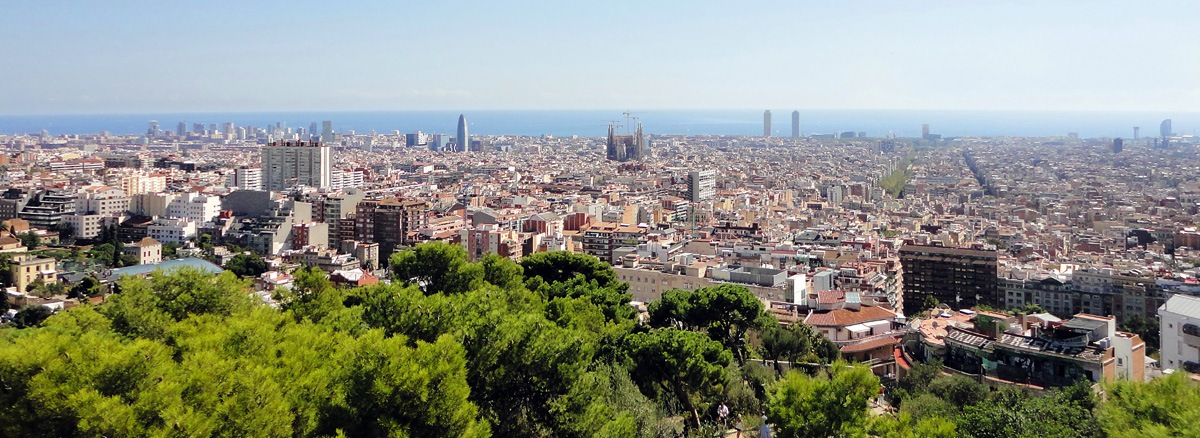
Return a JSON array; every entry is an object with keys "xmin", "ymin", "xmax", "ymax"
[{"xmin": 0, "ymin": 109, "xmax": 1193, "ymax": 139}]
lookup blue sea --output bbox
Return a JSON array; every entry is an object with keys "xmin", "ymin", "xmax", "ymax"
[{"xmin": 0, "ymin": 110, "xmax": 1193, "ymax": 139}]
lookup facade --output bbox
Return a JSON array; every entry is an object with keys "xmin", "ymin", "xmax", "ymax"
[
  {"xmin": 457, "ymin": 114, "xmax": 469, "ymax": 152},
  {"xmin": 899, "ymin": 244, "xmax": 998, "ymax": 316},
  {"xmin": 791, "ymin": 110, "xmax": 800, "ymax": 139},
  {"xmin": 686, "ymin": 169, "xmax": 717, "ymax": 202},
  {"xmin": 580, "ymin": 221, "xmax": 647, "ymax": 264},
  {"xmin": 123, "ymin": 237, "xmax": 163, "ymax": 265},
  {"xmin": 167, "ymin": 192, "xmax": 221, "ymax": 225},
  {"xmin": 460, "ymin": 225, "xmax": 523, "ymax": 261},
  {"xmin": 147, "ymin": 217, "xmax": 197, "ymax": 243},
  {"xmin": 228, "ymin": 166, "xmax": 262, "ymax": 191},
  {"xmin": 1159, "ymin": 294, "xmax": 1200, "ymax": 374},
  {"xmin": 10, "ymin": 254, "xmax": 57, "ymax": 293},
  {"xmin": 19, "ymin": 190, "xmax": 76, "ymax": 230},
  {"xmin": 261, "ymin": 141, "xmax": 332, "ymax": 191},
  {"xmin": 120, "ymin": 173, "xmax": 167, "ymax": 195},
  {"xmin": 606, "ymin": 123, "xmax": 647, "ymax": 162},
  {"xmin": 354, "ymin": 198, "xmax": 430, "ymax": 257},
  {"xmin": 763, "ymin": 110, "xmax": 771, "ymax": 137},
  {"xmin": 330, "ymin": 169, "xmax": 366, "ymax": 191}
]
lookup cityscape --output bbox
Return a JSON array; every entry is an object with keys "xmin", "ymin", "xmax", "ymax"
[{"xmin": 2, "ymin": 2, "xmax": 1199, "ymax": 437}]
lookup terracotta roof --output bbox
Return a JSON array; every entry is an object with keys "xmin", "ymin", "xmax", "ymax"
[
  {"xmin": 840, "ymin": 336, "xmax": 900, "ymax": 353},
  {"xmin": 131, "ymin": 237, "xmax": 160, "ymax": 247},
  {"xmin": 804, "ymin": 305, "xmax": 897, "ymax": 327},
  {"xmin": 817, "ymin": 290, "xmax": 845, "ymax": 304}
]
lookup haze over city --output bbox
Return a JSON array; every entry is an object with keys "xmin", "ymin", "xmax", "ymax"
[{"xmin": 3, "ymin": 1, "xmax": 1199, "ymax": 114}]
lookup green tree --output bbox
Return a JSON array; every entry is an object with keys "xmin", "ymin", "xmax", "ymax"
[
  {"xmin": 520, "ymin": 250, "xmax": 617, "ymax": 286},
  {"xmin": 101, "ymin": 268, "xmax": 252, "ymax": 338},
  {"xmin": 390, "ymin": 241, "xmax": 483, "ymax": 295},
  {"xmin": 68, "ymin": 276, "xmax": 106, "ymax": 299},
  {"xmin": 18, "ymin": 231, "xmax": 39, "ymax": 250},
  {"xmin": 1100, "ymin": 371, "xmax": 1200, "ymax": 436},
  {"xmin": 760, "ymin": 323, "xmax": 810, "ymax": 373},
  {"xmin": 1119, "ymin": 314, "xmax": 1160, "ymax": 356},
  {"xmin": 225, "ymin": 253, "xmax": 270, "ymax": 278},
  {"xmin": 648, "ymin": 285, "xmax": 767, "ymax": 363},
  {"xmin": 87, "ymin": 243, "xmax": 116, "ymax": 266},
  {"xmin": 766, "ymin": 363, "xmax": 879, "ymax": 438},
  {"xmin": 627, "ymin": 328, "xmax": 732, "ymax": 431},
  {"xmin": 479, "ymin": 253, "xmax": 524, "ymax": 290},
  {"xmin": 13, "ymin": 304, "xmax": 53, "ymax": 328}
]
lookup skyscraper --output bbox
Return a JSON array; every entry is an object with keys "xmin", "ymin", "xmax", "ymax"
[
  {"xmin": 791, "ymin": 111, "xmax": 800, "ymax": 139},
  {"xmin": 1161, "ymin": 119, "xmax": 1172, "ymax": 148},
  {"xmin": 457, "ymin": 114, "xmax": 469, "ymax": 152},
  {"xmin": 763, "ymin": 110, "xmax": 772, "ymax": 137},
  {"xmin": 147, "ymin": 120, "xmax": 159, "ymax": 137},
  {"xmin": 321, "ymin": 121, "xmax": 334, "ymax": 143},
  {"xmin": 176, "ymin": 122, "xmax": 187, "ymax": 137},
  {"xmin": 921, "ymin": 124, "xmax": 930, "ymax": 139},
  {"xmin": 686, "ymin": 169, "xmax": 717, "ymax": 202},
  {"xmin": 261, "ymin": 140, "xmax": 332, "ymax": 191}
]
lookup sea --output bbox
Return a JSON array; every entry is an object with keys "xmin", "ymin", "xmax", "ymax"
[{"xmin": 0, "ymin": 110, "xmax": 1193, "ymax": 139}]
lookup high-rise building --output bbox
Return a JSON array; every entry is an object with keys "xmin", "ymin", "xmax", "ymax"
[
  {"xmin": 1133, "ymin": 126, "xmax": 1140, "ymax": 140},
  {"xmin": 606, "ymin": 123, "xmax": 647, "ymax": 162},
  {"xmin": 355, "ymin": 198, "xmax": 431, "ymax": 257},
  {"xmin": 921, "ymin": 124, "xmax": 930, "ymax": 139},
  {"xmin": 1161, "ymin": 119, "xmax": 1173, "ymax": 148},
  {"xmin": 791, "ymin": 111, "xmax": 800, "ymax": 139},
  {"xmin": 457, "ymin": 114, "xmax": 469, "ymax": 152},
  {"xmin": 147, "ymin": 120, "xmax": 159, "ymax": 137},
  {"xmin": 228, "ymin": 166, "xmax": 263, "ymax": 191},
  {"xmin": 763, "ymin": 110, "xmax": 772, "ymax": 137},
  {"xmin": 261, "ymin": 141, "xmax": 332, "ymax": 191},
  {"xmin": 686, "ymin": 169, "xmax": 717, "ymax": 202},
  {"xmin": 1112, "ymin": 138, "xmax": 1124, "ymax": 153},
  {"xmin": 310, "ymin": 122, "xmax": 319, "ymax": 136},
  {"xmin": 899, "ymin": 244, "xmax": 998, "ymax": 316},
  {"xmin": 321, "ymin": 120, "xmax": 334, "ymax": 143},
  {"xmin": 176, "ymin": 122, "xmax": 187, "ymax": 137},
  {"xmin": 406, "ymin": 131, "xmax": 425, "ymax": 147}
]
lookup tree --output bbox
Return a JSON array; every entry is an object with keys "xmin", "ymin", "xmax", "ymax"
[
  {"xmin": 18, "ymin": 231, "xmax": 39, "ymax": 250},
  {"xmin": 225, "ymin": 253, "xmax": 269, "ymax": 278},
  {"xmin": 767, "ymin": 363, "xmax": 879, "ymax": 438},
  {"xmin": 1119, "ymin": 314, "xmax": 1160, "ymax": 356},
  {"xmin": 389, "ymin": 242, "xmax": 482, "ymax": 295},
  {"xmin": 649, "ymin": 285, "xmax": 767, "ymax": 363},
  {"xmin": 68, "ymin": 276, "xmax": 105, "ymax": 299},
  {"xmin": 1100, "ymin": 371, "xmax": 1200, "ymax": 436},
  {"xmin": 479, "ymin": 253, "xmax": 524, "ymax": 290},
  {"xmin": 13, "ymin": 304, "xmax": 53, "ymax": 328},
  {"xmin": 759, "ymin": 323, "xmax": 810, "ymax": 373},
  {"xmin": 520, "ymin": 250, "xmax": 618, "ymax": 287},
  {"xmin": 87, "ymin": 243, "xmax": 116, "ymax": 267},
  {"xmin": 627, "ymin": 328, "xmax": 732, "ymax": 431}
]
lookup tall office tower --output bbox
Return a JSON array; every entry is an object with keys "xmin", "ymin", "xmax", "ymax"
[
  {"xmin": 921, "ymin": 124, "xmax": 930, "ymax": 139},
  {"xmin": 1133, "ymin": 126, "xmax": 1140, "ymax": 140},
  {"xmin": 1112, "ymin": 138, "xmax": 1124, "ymax": 153},
  {"xmin": 606, "ymin": 123, "xmax": 646, "ymax": 162},
  {"xmin": 406, "ymin": 131, "xmax": 425, "ymax": 147},
  {"xmin": 310, "ymin": 122, "xmax": 319, "ymax": 136},
  {"xmin": 261, "ymin": 140, "xmax": 332, "ymax": 191},
  {"xmin": 899, "ymin": 244, "xmax": 998, "ymax": 316},
  {"xmin": 228, "ymin": 166, "xmax": 263, "ymax": 191},
  {"xmin": 193, "ymin": 123, "xmax": 205, "ymax": 135},
  {"xmin": 321, "ymin": 120, "xmax": 334, "ymax": 143},
  {"xmin": 457, "ymin": 114, "xmax": 469, "ymax": 152},
  {"xmin": 208, "ymin": 123, "xmax": 217, "ymax": 135},
  {"xmin": 791, "ymin": 111, "xmax": 800, "ymax": 139},
  {"xmin": 222, "ymin": 122, "xmax": 235, "ymax": 136},
  {"xmin": 147, "ymin": 120, "xmax": 159, "ymax": 137},
  {"xmin": 763, "ymin": 110, "xmax": 772, "ymax": 137},
  {"xmin": 686, "ymin": 169, "xmax": 717, "ymax": 202},
  {"xmin": 177, "ymin": 122, "xmax": 187, "ymax": 137},
  {"xmin": 1161, "ymin": 119, "xmax": 1172, "ymax": 148}
]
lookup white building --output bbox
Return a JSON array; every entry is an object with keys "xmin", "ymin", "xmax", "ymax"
[
  {"xmin": 167, "ymin": 192, "xmax": 221, "ymax": 224},
  {"xmin": 148, "ymin": 217, "xmax": 197, "ymax": 243},
  {"xmin": 67, "ymin": 186, "xmax": 129, "ymax": 239},
  {"xmin": 120, "ymin": 173, "xmax": 167, "ymax": 196},
  {"xmin": 330, "ymin": 169, "xmax": 365, "ymax": 191},
  {"xmin": 1159, "ymin": 294, "xmax": 1200, "ymax": 374},
  {"xmin": 686, "ymin": 169, "xmax": 716, "ymax": 202},
  {"xmin": 262, "ymin": 141, "xmax": 331, "ymax": 191},
  {"xmin": 227, "ymin": 166, "xmax": 262, "ymax": 191}
]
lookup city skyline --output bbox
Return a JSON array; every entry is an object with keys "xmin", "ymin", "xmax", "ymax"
[{"xmin": 3, "ymin": 1, "xmax": 1199, "ymax": 115}]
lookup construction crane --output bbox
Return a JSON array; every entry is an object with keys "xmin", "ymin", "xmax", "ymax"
[{"xmin": 622, "ymin": 111, "xmax": 637, "ymax": 134}]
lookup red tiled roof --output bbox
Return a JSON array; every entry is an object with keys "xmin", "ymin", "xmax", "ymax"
[
  {"xmin": 840, "ymin": 336, "xmax": 899, "ymax": 353},
  {"xmin": 804, "ymin": 305, "xmax": 897, "ymax": 327}
]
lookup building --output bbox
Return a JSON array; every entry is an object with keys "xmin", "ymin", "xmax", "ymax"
[
  {"xmin": 261, "ymin": 141, "xmax": 332, "ymax": 191},
  {"xmin": 228, "ymin": 166, "xmax": 262, "ymax": 191},
  {"xmin": 10, "ymin": 254, "xmax": 57, "ymax": 293},
  {"xmin": 147, "ymin": 217, "xmax": 197, "ymax": 243},
  {"xmin": 66, "ymin": 186, "xmax": 129, "ymax": 240},
  {"xmin": 899, "ymin": 244, "xmax": 998, "ymax": 316},
  {"xmin": 330, "ymin": 169, "xmax": 366, "ymax": 191},
  {"xmin": 791, "ymin": 110, "xmax": 800, "ymax": 139},
  {"xmin": 460, "ymin": 225, "xmax": 523, "ymax": 261},
  {"xmin": 606, "ymin": 123, "xmax": 647, "ymax": 162},
  {"xmin": 580, "ymin": 221, "xmax": 647, "ymax": 263},
  {"xmin": 19, "ymin": 190, "xmax": 76, "ymax": 230},
  {"xmin": 686, "ymin": 169, "xmax": 717, "ymax": 202},
  {"xmin": 763, "ymin": 110, "xmax": 771, "ymax": 137},
  {"xmin": 1160, "ymin": 118, "xmax": 1172, "ymax": 148},
  {"xmin": 456, "ymin": 114, "xmax": 469, "ymax": 152},
  {"xmin": 120, "ymin": 173, "xmax": 167, "ymax": 195},
  {"xmin": 1158, "ymin": 294, "xmax": 1200, "ymax": 374},
  {"xmin": 321, "ymin": 120, "xmax": 334, "ymax": 144},
  {"xmin": 1112, "ymin": 138, "xmax": 1123, "ymax": 153},
  {"xmin": 123, "ymin": 237, "xmax": 162, "ymax": 265},
  {"xmin": 167, "ymin": 192, "xmax": 221, "ymax": 225},
  {"xmin": 354, "ymin": 198, "xmax": 430, "ymax": 257}
]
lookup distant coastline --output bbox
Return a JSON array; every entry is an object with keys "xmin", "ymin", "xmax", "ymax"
[{"xmin": 0, "ymin": 109, "xmax": 1192, "ymax": 139}]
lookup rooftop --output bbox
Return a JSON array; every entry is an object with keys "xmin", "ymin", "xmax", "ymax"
[{"xmin": 108, "ymin": 257, "xmax": 224, "ymax": 278}]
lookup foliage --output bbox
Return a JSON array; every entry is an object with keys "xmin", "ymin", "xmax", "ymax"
[
  {"xmin": 13, "ymin": 304, "xmax": 53, "ymax": 328},
  {"xmin": 390, "ymin": 241, "xmax": 482, "ymax": 295},
  {"xmin": 521, "ymin": 250, "xmax": 618, "ymax": 287},
  {"xmin": 1099, "ymin": 371, "xmax": 1200, "ymax": 436},
  {"xmin": 225, "ymin": 253, "xmax": 269, "ymax": 278},
  {"xmin": 767, "ymin": 363, "xmax": 879, "ymax": 438},
  {"xmin": 68, "ymin": 276, "xmax": 106, "ymax": 299},
  {"xmin": 1119, "ymin": 314, "xmax": 1160, "ymax": 356},
  {"xmin": 648, "ymin": 284, "xmax": 767, "ymax": 363},
  {"xmin": 626, "ymin": 327, "xmax": 732, "ymax": 431},
  {"xmin": 18, "ymin": 231, "xmax": 39, "ymax": 250}
]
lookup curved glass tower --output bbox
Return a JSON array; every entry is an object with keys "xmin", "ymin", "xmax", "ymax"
[{"xmin": 457, "ymin": 114, "xmax": 469, "ymax": 152}]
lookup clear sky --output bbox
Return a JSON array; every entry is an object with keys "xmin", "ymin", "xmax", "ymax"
[{"xmin": 1, "ymin": 1, "xmax": 1197, "ymax": 115}]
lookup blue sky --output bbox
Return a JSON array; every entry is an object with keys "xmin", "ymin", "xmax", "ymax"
[{"xmin": 1, "ymin": 1, "xmax": 1197, "ymax": 114}]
